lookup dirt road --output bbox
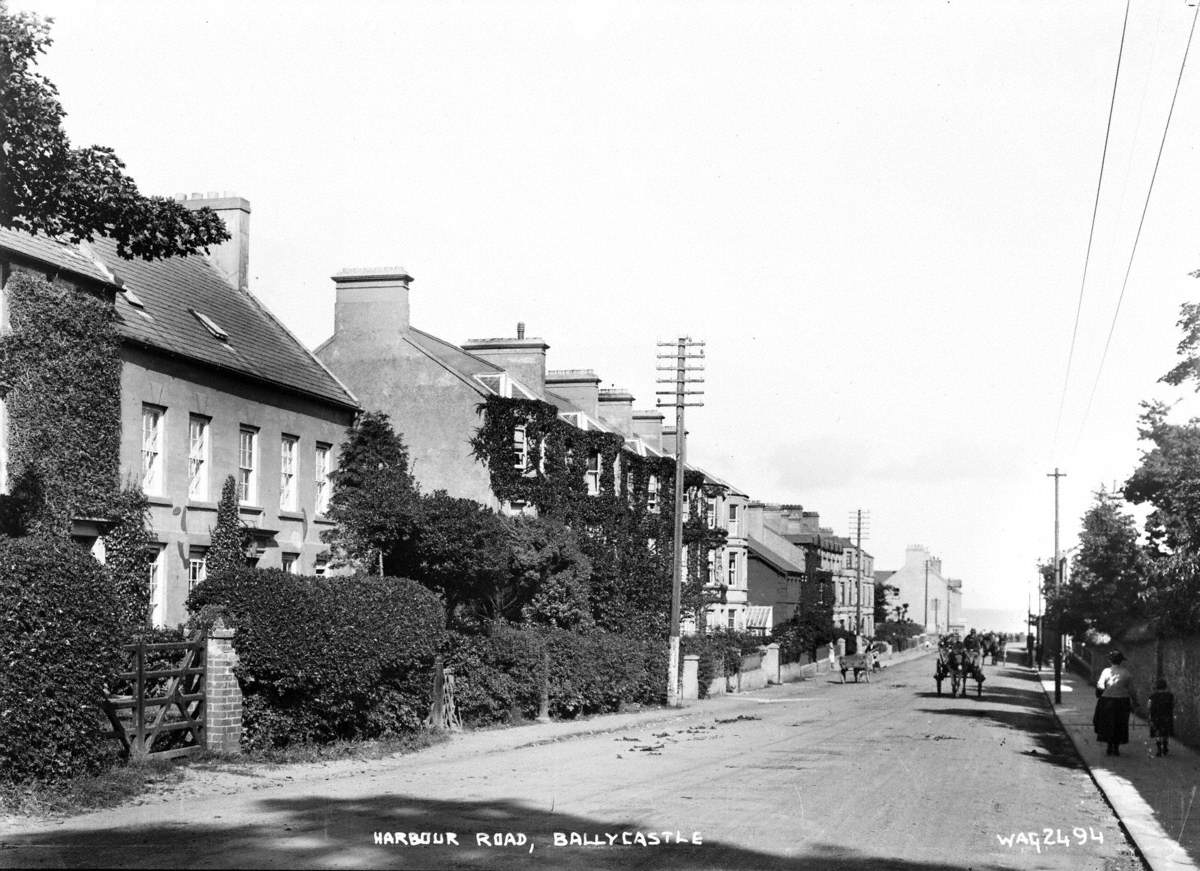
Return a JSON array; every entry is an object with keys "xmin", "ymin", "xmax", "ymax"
[{"xmin": 1, "ymin": 655, "xmax": 1145, "ymax": 869}]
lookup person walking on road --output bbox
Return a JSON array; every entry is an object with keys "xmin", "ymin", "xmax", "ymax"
[
  {"xmin": 1094, "ymin": 650, "xmax": 1138, "ymax": 757},
  {"xmin": 1149, "ymin": 678, "xmax": 1175, "ymax": 757}
]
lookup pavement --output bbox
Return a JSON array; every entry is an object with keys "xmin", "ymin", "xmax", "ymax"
[{"xmin": 1036, "ymin": 660, "xmax": 1200, "ymax": 871}]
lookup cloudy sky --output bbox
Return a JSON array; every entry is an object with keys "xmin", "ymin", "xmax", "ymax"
[{"xmin": 16, "ymin": 0, "xmax": 1200, "ymax": 627}]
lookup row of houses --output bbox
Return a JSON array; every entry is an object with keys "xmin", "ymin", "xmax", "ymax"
[{"xmin": 0, "ymin": 191, "xmax": 962, "ymax": 636}]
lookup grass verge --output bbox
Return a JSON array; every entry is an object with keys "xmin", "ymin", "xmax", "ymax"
[{"xmin": 0, "ymin": 730, "xmax": 450, "ymax": 819}]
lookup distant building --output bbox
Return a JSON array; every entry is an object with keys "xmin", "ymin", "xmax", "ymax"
[{"xmin": 878, "ymin": 545, "xmax": 953, "ymax": 634}]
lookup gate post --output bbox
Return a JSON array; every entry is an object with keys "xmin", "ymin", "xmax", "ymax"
[{"xmin": 204, "ymin": 622, "xmax": 242, "ymax": 754}]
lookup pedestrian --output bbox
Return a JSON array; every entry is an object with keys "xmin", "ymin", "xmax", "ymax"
[
  {"xmin": 1149, "ymin": 678, "xmax": 1175, "ymax": 758},
  {"xmin": 827, "ymin": 642, "xmax": 837, "ymax": 672},
  {"xmin": 1094, "ymin": 650, "xmax": 1138, "ymax": 757}
]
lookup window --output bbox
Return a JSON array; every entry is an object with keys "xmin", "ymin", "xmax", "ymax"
[
  {"xmin": 238, "ymin": 427, "xmax": 258, "ymax": 505},
  {"xmin": 707, "ymin": 550, "xmax": 716, "ymax": 584},
  {"xmin": 727, "ymin": 503, "xmax": 739, "ymax": 536},
  {"xmin": 280, "ymin": 435, "xmax": 298, "ymax": 511},
  {"xmin": 187, "ymin": 547, "xmax": 207, "ymax": 592},
  {"xmin": 727, "ymin": 610, "xmax": 736, "ymax": 630},
  {"xmin": 190, "ymin": 309, "xmax": 229, "ymax": 340},
  {"xmin": 585, "ymin": 451, "xmax": 600, "ymax": 496},
  {"xmin": 647, "ymin": 474, "xmax": 660, "ymax": 513},
  {"xmin": 707, "ymin": 497, "xmax": 717, "ymax": 528},
  {"xmin": 314, "ymin": 557, "xmax": 329, "ymax": 577},
  {"xmin": 148, "ymin": 546, "xmax": 166, "ymax": 627},
  {"xmin": 281, "ymin": 553, "xmax": 299, "ymax": 574},
  {"xmin": 315, "ymin": 443, "xmax": 332, "ymax": 515},
  {"xmin": 188, "ymin": 415, "xmax": 210, "ymax": 501},
  {"xmin": 727, "ymin": 552, "xmax": 738, "ymax": 587},
  {"xmin": 141, "ymin": 405, "xmax": 165, "ymax": 495},
  {"xmin": 512, "ymin": 425, "xmax": 528, "ymax": 471}
]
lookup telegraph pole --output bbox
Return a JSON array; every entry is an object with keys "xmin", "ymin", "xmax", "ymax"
[
  {"xmin": 657, "ymin": 337, "xmax": 705, "ymax": 707},
  {"xmin": 848, "ymin": 510, "xmax": 870, "ymax": 635},
  {"xmin": 1047, "ymin": 467, "xmax": 1066, "ymax": 704}
]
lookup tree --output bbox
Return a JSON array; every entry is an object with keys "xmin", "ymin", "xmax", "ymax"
[
  {"xmin": 874, "ymin": 578, "xmax": 899, "ymax": 625},
  {"xmin": 322, "ymin": 412, "xmax": 420, "ymax": 575},
  {"xmin": 206, "ymin": 475, "xmax": 247, "ymax": 582},
  {"xmin": 0, "ymin": 3, "xmax": 228, "ymax": 259},
  {"xmin": 506, "ymin": 517, "xmax": 593, "ymax": 630},
  {"xmin": 1051, "ymin": 489, "xmax": 1147, "ymax": 640},
  {"xmin": 396, "ymin": 490, "xmax": 508, "ymax": 622}
]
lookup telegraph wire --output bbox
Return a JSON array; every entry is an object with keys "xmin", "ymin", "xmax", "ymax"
[
  {"xmin": 1076, "ymin": 0, "xmax": 1200, "ymax": 448},
  {"xmin": 1052, "ymin": 0, "xmax": 1131, "ymax": 458}
]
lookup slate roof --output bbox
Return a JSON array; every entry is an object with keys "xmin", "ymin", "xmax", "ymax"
[
  {"xmin": 746, "ymin": 534, "xmax": 806, "ymax": 576},
  {"xmin": 0, "ymin": 229, "xmax": 358, "ymax": 410}
]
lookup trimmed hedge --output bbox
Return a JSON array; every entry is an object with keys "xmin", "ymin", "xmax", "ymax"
[
  {"xmin": 0, "ymin": 535, "xmax": 125, "ymax": 782},
  {"xmin": 189, "ymin": 569, "xmax": 446, "ymax": 750},
  {"xmin": 446, "ymin": 625, "xmax": 667, "ymax": 725}
]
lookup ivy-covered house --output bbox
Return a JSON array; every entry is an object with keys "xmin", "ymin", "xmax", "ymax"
[
  {"xmin": 0, "ymin": 195, "xmax": 360, "ymax": 627},
  {"xmin": 315, "ymin": 266, "xmax": 733, "ymax": 632}
]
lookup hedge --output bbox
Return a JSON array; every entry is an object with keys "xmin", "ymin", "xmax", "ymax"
[
  {"xmin": 189, "ymin": 569, "xmax": 446, "ymax": 749},
  {"xmin": 445, "ymin": 624, "xmax": 667, "ymax": 725},
  {"xmin": 0, "ymin": 535, "xmax": 125, "ymax": 782},
  {"xmin": 681, "ymin": 629, "xmax": 765, "ymax": 698}
]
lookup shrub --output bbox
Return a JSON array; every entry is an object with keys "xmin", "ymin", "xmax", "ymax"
[
  {"xmin": 682, "ymin": 629, "xmax": 764, "ymax": 698},
  {"xmin": 0, "ymin": 535, "xmax": 125, "ymax": 782},
  {"xmin": 188, "ymin": 568, "xmax": 445, "ymax": 749},
  {"xmin": 445, "ymin": 625, "xmax": 667, "ymax": 725}
]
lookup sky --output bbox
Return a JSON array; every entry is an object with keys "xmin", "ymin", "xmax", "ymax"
[{"xmin": 13, "ymin": 0, "xmax": 1200, "ymax": 630}]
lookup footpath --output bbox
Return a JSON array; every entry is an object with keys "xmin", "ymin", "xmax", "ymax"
[{"xmin": 1038, "ymin": 663, "xmax": 1200, "ymax": 871}]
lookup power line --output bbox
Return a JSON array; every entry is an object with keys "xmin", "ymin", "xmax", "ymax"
[
  {"xmin": 1076, "ymin": 0, "xmax": 1200, "ymax": 447},
  {"xmin": 1052, "ymin": 0, "xmax": 1131, "ymax": 457}
]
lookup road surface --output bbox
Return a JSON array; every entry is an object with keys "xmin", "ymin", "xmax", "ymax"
[{"xmin": 1, "ymin": 653, "xmax": 1145, "ymax": 869}]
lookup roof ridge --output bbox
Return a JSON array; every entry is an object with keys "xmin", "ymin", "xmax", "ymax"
[{"xmin": 236, "ymin": 284, "xmax": 360, "ymax": 409}]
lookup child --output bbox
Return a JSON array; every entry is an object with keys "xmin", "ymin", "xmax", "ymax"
[{"xmin": 1149, "ymin": 678, "xmax": 1175, "ymax": 757}]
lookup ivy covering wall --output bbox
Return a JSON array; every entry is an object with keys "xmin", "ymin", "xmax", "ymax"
[
  {"xmin": 0, "ymin": 269, "xmax": 151, "ymax": 628},
  {"xmin": 0, "ymin": 270, "xmax": 121, "ymax": 532},
  {"xmin": 471, "ymin": 395, "xmax": 727, "ymax": 636}
]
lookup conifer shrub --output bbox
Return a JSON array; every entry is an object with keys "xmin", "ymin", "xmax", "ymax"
[
  {"xmin": 188, "ymin": 568, "xmax": 445, "ymax": 749},
  {"xmin": 0, "ymin": 535, "xmax": 125, "ymax": 782}
]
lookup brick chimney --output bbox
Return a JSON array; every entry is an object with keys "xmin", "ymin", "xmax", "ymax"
[
  {"xmin": 178, "ymin": 192, "xmax": 250, "ymax": 291},
  {"xmin": 332, "ymin": 267, "xmax": 414, "ymax": 338},
  {"xmin": 546, "ymin": 369, "xmax": 601, "ymax": 419},
  {"xmin": 598, "ymin": 388, "xmax": 635, "ymax": 435},
  {"xmin": 632, "ymin": 408, "xmax": 664, "ymax": 450},
  {"xmin": 462, "ymin": 324, "xmax": 549, "ymax": 396}
]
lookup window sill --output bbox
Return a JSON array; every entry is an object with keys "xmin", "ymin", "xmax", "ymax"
[
  {"xmin": 145, "ymin": 494, "xmax": 173, "ymax": 507},
  {"xmin": 186, "ymin": 501, "xmax": 217, "ymax": 511},
  {"xmin": 279, "ymin": 510, "xmax": 304, "ymax": 521},
  {"xmin": 238, "ymin": 504, "xmax": 264, "ymax": 515},
  {"xmin": 312, "ymin": 515, "xmax": 335, "ymax": 525}
]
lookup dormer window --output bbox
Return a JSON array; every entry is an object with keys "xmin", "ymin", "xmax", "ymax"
[{"xmin": 190, "ymin": 309, "xmax": 228, "ymax": 340}]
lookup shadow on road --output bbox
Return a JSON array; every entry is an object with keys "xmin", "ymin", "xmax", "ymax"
[{"xmin": 1, "ymin": 793, "xmax": 1016, "ymax": 870}]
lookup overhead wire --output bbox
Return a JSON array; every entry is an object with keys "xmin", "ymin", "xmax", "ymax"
[
  {"xmin": 1075, "ymin": 0, "xmax": 1200, "ymax": 448},
  {"xmin": 1052, "ymin": 0, "xmax": 1131, "ymax": 458}
]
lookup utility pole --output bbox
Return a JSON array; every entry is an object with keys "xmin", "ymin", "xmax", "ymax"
[
  {"xmin": 657, "ymin": 337, "xmax": 705, "ymax": 708},
  {"xmin": 923, "ymin": 558, "xmax": 930, "ymax": 633},
  {"xmin": 1047, "ymin": 467, "xmax": 1067, "ymax": 704},
  {"xmin": 848, "ymin": 510, "xmax": 870, "ymax": 635}
]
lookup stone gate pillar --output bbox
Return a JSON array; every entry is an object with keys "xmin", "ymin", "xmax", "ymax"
[{"xmin": 682, "ymin": 654, "xmax": 700, "ymax": 701}]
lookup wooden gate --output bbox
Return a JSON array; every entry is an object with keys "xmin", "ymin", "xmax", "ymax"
[{"xmin": 100, "ymin": 633, "xmax": 206, "ymax": 759}]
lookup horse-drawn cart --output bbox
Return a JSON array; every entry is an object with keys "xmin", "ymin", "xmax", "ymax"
[
  {"xmin": 934, "ymin": 637, "xmax": 985, "ymax": 697},
  {"xmin": 839, "ymin": 647, "xmax": 881, "ymax": 683}
]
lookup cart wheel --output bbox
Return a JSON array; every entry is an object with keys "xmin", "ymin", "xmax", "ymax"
[{"xmin": 935, "ymin": 679, "xmax": 942, "ymax": 695}]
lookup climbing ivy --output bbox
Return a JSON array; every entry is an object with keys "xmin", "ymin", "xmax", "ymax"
[
  {"xmin": 470, "ymin": 395, "xmax": 727, "ymax": 635},
  {"xmin": 0, "ymin": 270, "xmax": 121, "ymax": 534}
]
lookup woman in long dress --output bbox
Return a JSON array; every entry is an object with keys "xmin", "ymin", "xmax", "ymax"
[{"xmin": 1094, "ymin": 650, "xmax": 1138, "ymax": 756}]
